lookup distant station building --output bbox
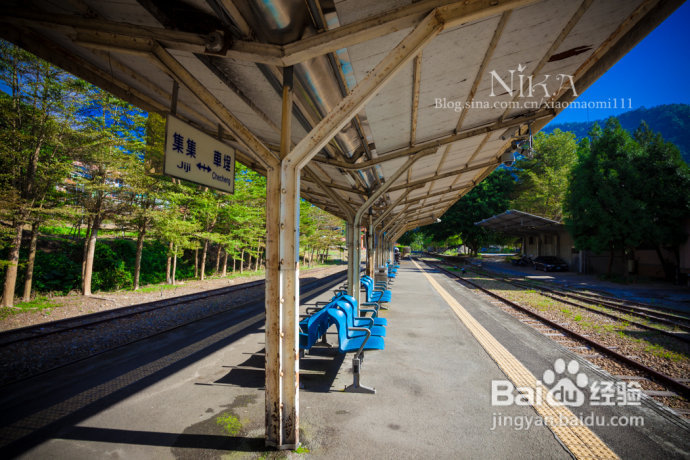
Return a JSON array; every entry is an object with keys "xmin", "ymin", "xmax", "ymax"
[
  {"xmin": 477, "ymin": 210, "xmax": 690, "ymax": 283},
  {"xmin": 476, "ymin": 210, "xmax": 577, "ymax": 268}
]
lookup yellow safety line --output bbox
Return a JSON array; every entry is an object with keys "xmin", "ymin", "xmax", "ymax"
[{"xmin": 412, "ymin": 259, "xmax": 619, "ymax": 460}]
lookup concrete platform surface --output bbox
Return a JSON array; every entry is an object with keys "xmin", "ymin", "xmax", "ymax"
[{"xmin": 0, "ymin": 260, "xmax": 688, "ymax": 459}]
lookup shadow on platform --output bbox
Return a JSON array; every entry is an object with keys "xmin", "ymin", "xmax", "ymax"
[{"xmin": 59, "ymin": 426, "xmax": 264, "ymax": 452}]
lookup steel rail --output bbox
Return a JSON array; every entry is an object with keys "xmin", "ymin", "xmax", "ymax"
[
  {"xmin": 425, "ymin": 259, "xmax": 690, "ymax": 400},
  {"xmin": 0, "ymin": 269, "xmax": 347, "ymax": 389},
  {"xmin": 443, "ymin": 262, "xmax": 690, "ymax": 340},
  {"xmin": 0, "ymin": 265, "xmax": 338, "ymax": 348},
  {"xmin": 434, "ymin": 254, "xmax": 690, "ymax": 326}
]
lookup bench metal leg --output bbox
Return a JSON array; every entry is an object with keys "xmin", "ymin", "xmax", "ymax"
[
  {"xmin": 344, "ymin": 356, "xmax": 375, "ymax": 394},
  {"xmin": 316, "ymin": 333, "xmax": 332, "ymax": 348}
]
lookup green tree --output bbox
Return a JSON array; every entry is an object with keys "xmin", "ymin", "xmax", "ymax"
[
  {"xmin": 0, "ymin": 41, "xmax": 78, "ymax": 306},
  {"xmin": 403, "ymin": 168, "xmax": 515, "ymax": 255},
  {"xmin": 73, "ymin": 86, "xmax": 146, "ymax": 295},
  {"xmin": 565, "ymin": 118, "xmax": 646, "ymax": 275},
  {"xmin": 633, "ymin": 122, "xmax": 690, "ymax": 278},
  {"xmin": 511, "ymin": 129, "xmax": 578, "ymax": 220}
]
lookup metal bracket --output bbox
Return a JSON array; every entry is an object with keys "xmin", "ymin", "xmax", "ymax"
[{"xmin": 344, "ymin": 356, "xmax": 375, "ymax": 394}]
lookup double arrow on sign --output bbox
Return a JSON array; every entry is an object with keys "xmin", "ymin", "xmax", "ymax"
[{"xmin": 196, "ymin": 163, "xmax": 211, "ymax": 172}]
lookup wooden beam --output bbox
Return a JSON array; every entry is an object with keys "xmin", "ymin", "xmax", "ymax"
[
  {"xmin": 0, "ymin": 25, "xmax": 160, "ymax": 113},
  {"xmin": 454, "ymin": 11, "xmax": 510, "ymax": 132},
  {"xmin": 287, "ymin": 9, "xmax": 445, "ymax": 170},
  {"xmin": 387, "ymin": 159, "xmax": 498, "ymax": 193},
  {"xmin": 311, "ymin": 108, "xmax": 553, "ymax": 170},
  {"xmin": 546, "ymin": 0, "xmax": 680, "ymax": 128},
  {"xmin": 304, "ymin": 166, "xmax": 355, "ymax": 219},
  {"xmin": 499, "ymin": 0, "xmax": 593, "ymax": 122},
  {"xmin": 1, "ymin": 0, "xmax": 538, "ymax": 67},
  {"xmin": 281, "ymin": 0, "xmax": 539, "ymax": 65},
  {"xmin": 0, "ymin": 9, "xmax": 285, "ymax": 65},
  {"xmin": 410, "ymin": 52, "xmax": 423, "ymax": 146},
  {"xmin": 400, "ymin": 184, "xmax": 471, "ymax": 206},
  {"xmin": 150, "ymin": 43, "xmax": 278, "ymax": 168},
  {"xmin": 373, "ymin": 187, "xmax": 420, "ymax": 228}
]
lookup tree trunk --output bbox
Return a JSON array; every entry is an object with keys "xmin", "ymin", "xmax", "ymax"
[
  {"xmin": 22, "ymin": 220, "xmax": 39, "ymax": 302},
  {"xmin": 82, "ymin": 216, "xmax": 101, "ymax": 296},
  {"xmin": 655, "ymin": 245, "xmax": 674, "ymax": 280},
  {"xmin": 200, "ymin": 239, "xmax": 209, "ymax": 280},
  {"xmin": 232, "ymin": 256, "xmax": 237, "ymax": 274},
  {"xmin": 81, "ymin": 217, "xmax": 93, "ymax": 279},
  {"xmin": 254, "ymin": 242, "xmax": 261, "ymax": 271},
  {"xmin": 1, "ymin": 220, "xmax": 23, "ymax": 307},
  {"xmin": 222, "ymin": 250, "xmax": 228, "ymax": 277},
  {"xmin": 310, "ymin": 247, "xmax": 316, "ymax": 268},
  {"xmin": 240, "ymin": 249, "xmax": 245, "ymax": 274},
  {"xmin": 133, "ymin": 222, "xmax": 147, "ymax": 290},
  {"xmin": 166, "ymin": 241, "xmax": 173, "ymax": 284},
  {"xmin": 172, "ymin": 245, "xmax": 178, "ymax": 284},
  {"xmin": 215, "ymin": 245, "xmax": 221, "ymax": 274},
  {"xmin": 194, "ymin": 247, "xmax": 199, "ymax": 279}
]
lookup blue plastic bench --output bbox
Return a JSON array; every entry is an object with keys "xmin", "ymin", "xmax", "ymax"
[
  {"xmin": 327, "ymin": 307, "xmax": 385, "ymax": 393},
  {"xmin": 333, "ymin": 299, "xmax": 386, "ymax": 337},
  {"xmin": 299, "ymin": 302, "xmax": 333, "ymax": 351},
  {"xmin": 361, "ymin": 276, "xmax": 392, "ymax": 305},
  {"xmin": 333, "ymin": 293, "xmax": 388, "ymax": 326}
]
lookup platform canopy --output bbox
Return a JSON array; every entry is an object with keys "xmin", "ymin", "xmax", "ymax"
[
  {"xmin": 1, "ymin": 0, "xmax": 680, "ymax": 449},
  {"xmin": 0, "ymin": 0, "xmax": 680, "ymax": 237},
  {"xmin": 476, "ymin": 209, "xmax": 563, "ymax": 235}
]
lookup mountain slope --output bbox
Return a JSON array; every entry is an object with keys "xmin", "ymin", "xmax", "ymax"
[{"xmin": 543, "ymin": 104, "xmax": 690, "ymax": 163}]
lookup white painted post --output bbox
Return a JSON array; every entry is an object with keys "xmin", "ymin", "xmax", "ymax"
[{"xmin": 265, "ymin": 66, "xmax": 300, "ymax": 449}]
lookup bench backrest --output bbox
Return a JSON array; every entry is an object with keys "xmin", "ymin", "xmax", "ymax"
[
  {"xmin": 299, "ymin": 302, "xmax": 333, "ymax": 350},
  {"xmin": 325, "ymin": 307, "xmax": 349, "ymax": 345}
]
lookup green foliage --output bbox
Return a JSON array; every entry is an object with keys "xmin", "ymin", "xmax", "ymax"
[
  {"xmin": 545, "ymin": 104, "xmax": 690, "ymax": 164},
  {"xmin": 0, "ymin": 296, "xmax": 61, "ymax": 320},
  {"xmin": 216, "ymin": 413, "xmax": 242, "ymax": 436},
  {"xmin": 511, "ymin": 129, "xmax": 578, "ymax": 220},
  {"xmin": 565, "ymin": 118, "xmax": 644, "ymax": 255},
  {"xmin": 31, "ymin": 244, "xmax": 82, "ymax": 293},
  {"xmin": 565, "ymin": 118, "xmax": 690, "ymax": 276},
  {"xmin": 403, "ymin": 168, "xmax": 515, "ymax": 255}
]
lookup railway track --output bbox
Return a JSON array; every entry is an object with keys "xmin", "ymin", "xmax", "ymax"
[
  {"xmin": 0, "ymin": 266, "xmax": 346, "ymax": 387},
  {"xmin": 434, "ymin": 254, "xmax": 690, "ymax": 333},
  {"xmin": 425, "ymin": 259, "xmax": 690, "ymax": 402},
  {"xmin": 437, "ymin": 253, "xmax": 688, "ymax": 314},
  {"xmin": 0, "ymin": 265, "xmax": 337, "ymax": 348},
  {"xmin": 452, "ymin": 265, "xmax": 690, "ymax": 343}
]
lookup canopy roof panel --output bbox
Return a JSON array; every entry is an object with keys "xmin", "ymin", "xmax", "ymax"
[
  {"xmin": 1, "ymin": 0, "xmax": 680, "ymax": 234},
  {"xmin": 476, "ymin": 209, "xmax": 564, "ymax": 235}
]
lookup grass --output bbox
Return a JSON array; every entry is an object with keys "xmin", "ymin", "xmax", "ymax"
[
  {"xmin": 0, "ymin": 296, "xmax": 62, "ymax": 320},
  {"xmin": 216, "ymin": 413, "xmax": 242, "ymax": 436},
  {"xmin": 136, "ymin": 283, "xmax": 180, "ymax": 294},
  {"xmin": 644, "ymin": 343, "xmax": 686, "ymax": 362}
]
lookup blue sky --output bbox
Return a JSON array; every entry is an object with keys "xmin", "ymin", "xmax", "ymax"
[{"xmin": 547, "ymin": 1, "xmax": 690, "ymax": 125}]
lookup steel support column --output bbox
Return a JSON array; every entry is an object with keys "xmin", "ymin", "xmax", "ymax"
[
  {"xmin": 265, "ymin": 66, "xmax": 300, "ymax": 450},
  {"xmin": 347, "ymin": 151, "xmax": 430, "ymax": 310},
  {"xmin": 367, "ymin": 214, "xmax": 375, "ymax": 278}
]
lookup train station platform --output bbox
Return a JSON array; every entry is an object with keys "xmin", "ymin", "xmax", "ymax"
[{"xmin": 1, "ymin": 260, "xmax": 688, "ymax": 459}]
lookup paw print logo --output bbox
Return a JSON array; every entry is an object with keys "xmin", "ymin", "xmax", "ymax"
[{"xmin": 542, "ymin": 358, "xmax": 588, "ymax": 407}]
